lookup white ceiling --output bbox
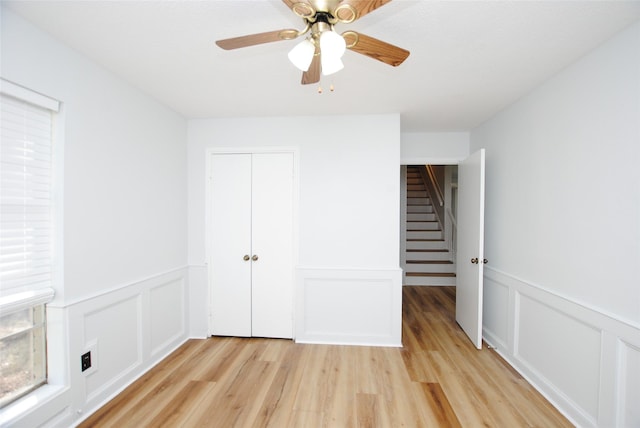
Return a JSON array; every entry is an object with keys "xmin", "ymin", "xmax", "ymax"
[{"xmin": 5, "ymin": 0, "xmax": 640, "ymax": 132}]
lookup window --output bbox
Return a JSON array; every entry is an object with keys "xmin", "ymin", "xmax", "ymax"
[
  {"xmin": 0, "ymin": 80, "xmax": 58, "ymax": 408},
  {"xmin": 0, "ymin": 305, "xmax": 47, "ymax": 407}
]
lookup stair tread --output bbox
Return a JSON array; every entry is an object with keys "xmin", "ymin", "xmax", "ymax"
[
  {"xmin": 406, "ymin": 272, "xmax": 457, "ymax": 277},
  {"xmin": 406, "ymin": 260, "xmax": 453, "ymax": 264},
  {"xmin": 405, "ymin": 167, "xmax": 452, "ymax": 276},
  {"xmin": 407, "ymin": 248, "xmax": 449, "ymax": 253}
]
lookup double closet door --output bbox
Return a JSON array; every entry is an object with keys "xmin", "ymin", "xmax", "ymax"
[{"xmin": 209, "ymin": 152, "xmax": 294, "ymax": 339}]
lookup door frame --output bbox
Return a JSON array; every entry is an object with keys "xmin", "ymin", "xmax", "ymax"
[
  {"xmin": 399, "ymin": 157, "xmax": 463, "ymax": 281},
  {"xmin": 205, "ymin": 147, "xmax": 300, "ymax": 337},
  {"xmin": 399, "ymin": 154, "xmax": 484, "ymax": 347}
]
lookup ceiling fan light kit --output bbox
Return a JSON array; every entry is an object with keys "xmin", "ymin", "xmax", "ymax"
[
  {"xmin": 215, "ymin": 0, "xmax": 410, "ymax": 85},
  {"xmin": 319, "ymin": 29, "xmax": 346, "ymax": 75},
  {"xmin": 288, "ymin": 38, "xmax": 315, "ymax": 71},
  {"xmin": 321, "ymin": 56, "xmax": 344, "ymax": 76}
]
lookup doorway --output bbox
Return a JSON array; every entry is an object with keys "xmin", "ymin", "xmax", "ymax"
[
  {"xmin": 400, "ymin": 149, "xmax": 486, "ymax": 349},
  {"xmin": 400, "ymin": 164, "xmax": 458, "ymax": 287}
]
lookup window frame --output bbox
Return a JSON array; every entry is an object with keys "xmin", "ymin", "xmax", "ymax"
[{"xmin": 0, "ymin": 79, "xmax": 60, "ymax": 410}]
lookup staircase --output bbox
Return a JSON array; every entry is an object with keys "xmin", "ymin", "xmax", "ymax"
[{"xmin": 404, "ymin": 166, "xmax": 456, "ymax": 286}]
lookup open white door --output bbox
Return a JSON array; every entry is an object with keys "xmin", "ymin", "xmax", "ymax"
[{"xmin": 456, "ymin": 149, "xmax": 486, "ymax": 349}]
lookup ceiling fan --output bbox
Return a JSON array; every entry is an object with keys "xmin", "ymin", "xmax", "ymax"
[{"xmin": 215, "ymin": 0, "xmax": 410, "ymax": 85}]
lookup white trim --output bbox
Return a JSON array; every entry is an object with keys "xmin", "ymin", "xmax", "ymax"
[
  {"xmin": 296, "ymin": 266, "xmax": 402, "ymax": 273},
  {"xmin": 0, "ymin": 288, "xmax": 55, "ymax": 315},
  {"xmin": 51, "ymin": 102, "xmax": 66, "ymax": 305},
  {"xmin": 0, "ymin": 385, "xmax": 70, "ymax": 428},
  {"xmin": 482, "ymin": 266, "xmax": 640, "ymax": 427},
  {"xmin": 0, "ymin": 78, "xmax": 60, "ymax": 112},
  {"xmin": 400, "ymin": 157, "xmax": 465, "ymax": 166},
  {"xmin": 52, "ymin": 265, "xmax": 188, "ymax": 308},
  {"xmin": 486, "ymin": 266, "xmax": 639, "ymax": 332}
]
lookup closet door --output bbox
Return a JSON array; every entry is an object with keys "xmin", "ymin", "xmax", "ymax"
[
  {"xmin": 251, "ymin": 153, "xmax": 294, "ymax": 338},
  {"xmin": 210, "ymin": 154, "xmax": 252, "ymax": 337},
  {"xmin": 209, "ymin": 152, "xmax": 294, "ymax": 339}
]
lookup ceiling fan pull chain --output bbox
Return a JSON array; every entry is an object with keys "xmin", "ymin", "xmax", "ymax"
[{"xmin": 316, "ymin": 83, "xmax": 335, "ymax": 94}]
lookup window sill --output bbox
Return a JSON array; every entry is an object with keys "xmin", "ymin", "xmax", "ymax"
[{"xmin": 0, "ymin": 384, "xmax": 69, "ymax": 427}]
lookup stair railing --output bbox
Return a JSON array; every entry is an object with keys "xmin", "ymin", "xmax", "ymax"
[
  {"xmin": 426, "ymin": 165, "xmax": 444, "ymax": 208},
  {"xmin": 418, "ymin": 165, "xmax": 445, "ymax": 232},
  {"xmin": 447, "ymin": 207, "xmax": 457, "ymax": 258}
]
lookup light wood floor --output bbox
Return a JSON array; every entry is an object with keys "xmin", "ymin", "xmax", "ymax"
[{"xmin": 79, "ymin": 287, "xmax": 572, "ymax": 427}]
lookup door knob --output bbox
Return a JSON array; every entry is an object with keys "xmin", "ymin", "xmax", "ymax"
[
  {"xmin": 252, "ymin": 255, "xmax": 259, "ymax": 261},
  {"xmin": 243, "ymin": 255, "xmax": 250, "ymax": 261},
  {"xmin": 471, "ymin": 257, "xmax": 478, "ymax": 264},
  {"xmin": 483, "ymin": 258, "xmax": 488, "ymax": 264}
]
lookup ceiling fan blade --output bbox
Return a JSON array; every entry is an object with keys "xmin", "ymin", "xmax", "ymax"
[
  {"xmin": 335, "ymin": 0, "xmax": 392, "ymax": 22},
  {"xmin": 343, "ymin": 31, "xmax": 409, "ymax": 66},
  {"xmin": 216, "ymin": 29, "xmax": 299, "ymax": 50},
  {"xmin": 301, "ymin": 53, "xmax": 321, "ymax": 85}
]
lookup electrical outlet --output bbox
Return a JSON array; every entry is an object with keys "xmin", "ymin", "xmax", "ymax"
[
  {"xmin": 81, "ymin": 351, "xmax": 91, "ymax": 372},
  {"xmin": 82, "ymin": 341, "xmax": 98, "ymax": 376}
]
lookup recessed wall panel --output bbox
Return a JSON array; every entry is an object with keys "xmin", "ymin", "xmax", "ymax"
[
  {"xmin": 482, "ymin": 277, "xmax": 509, "ymax": 345},
  {"xmin": 517, "ymin": 294, "xmax": 601, "ymax": 420},
  {"xmin": 150, "ymin": 279, "xmax": 184, "ymax": 354},
  {"xmin": 84, "ymin": 296, "xmax": 141, "ymax": 396},
  {"xmin": 620, "ymin": 341, "xmax": 640, "ymax": 427},
  {"xmin": 297, "ymin": 268, "xmax": 402, "ymax": 346},
  {"xmin": 305, "ymin": 278, "xmax": 392, "ymax": 336}
]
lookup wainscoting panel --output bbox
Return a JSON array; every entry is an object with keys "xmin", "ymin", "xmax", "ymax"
[
  {"xmin": 516, "ymin": 294, "xmax": 601, "ymax": 421},
  {"xmin": 483, "ymin": 267, "xmax": 640, "ymax": 428},
  {"xmin": 66, "ymin": 267, "xmax": 189, "ymax": 426},
  {"xmin": 482, "ymin": 277, "xmax": 509, "ymax": 349},
  {"xmin": 618, "ymin": 340, "xmax": 640, "ymax": 427},
  {"xmin": 83, "ymin": 295, "xmax": 142, "ymax": 401},
  {"xmin": 296, "ymin": 267, "xmax": 403, "ymax": 346},
  {"xmin": 150, "ymin": 278, "xmax": 185, "ymax": 356}
]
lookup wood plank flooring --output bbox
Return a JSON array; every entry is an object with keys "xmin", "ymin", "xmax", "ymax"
[{"xmin": 79, "ymin": 287, "xmax": 572, "ymax": 427}]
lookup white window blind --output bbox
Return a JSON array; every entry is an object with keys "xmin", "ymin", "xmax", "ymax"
[{"xmin": 0, "ymin": 82, "xmax": 58, "ymax": 307}]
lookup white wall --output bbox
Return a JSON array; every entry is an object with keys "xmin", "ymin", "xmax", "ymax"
[
  {"xmin": 1, "ymin": 8, "xmax": 188, "ymax": 427},
  {"xmin": 188, "ymin": 115, "xmax": 403, "ymax": 346},
  {"xmin": 401, "ymin": 132, "xmax": 470, "ymax": 164},
  {"xmin": 472, "ymin": 21, "xmax": 640, "ymax": 427}
]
